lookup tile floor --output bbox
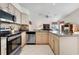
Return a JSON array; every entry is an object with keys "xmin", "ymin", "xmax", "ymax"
[{"xmin": 15, "ymin": 45, "xmax": 54, "ymax": 55}]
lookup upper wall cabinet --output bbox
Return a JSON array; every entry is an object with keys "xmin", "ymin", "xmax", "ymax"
[
  {"xmin": 21, "ymin": 13, "xmax": 29, "ymax": 24},
  {"xmin": 0, "ymin": 3, "xmax": 29, "ymax": 25},
  {"xmin": 14, "ymin": 8, "xmax": 21, "ymax": 24},
  {"xmin": 0, "ymin": 3, "xmax": 9, "ymax": 12},
  {"xmin": 8, "ymin": 4, "xmax": 15, "ymax": 15}
]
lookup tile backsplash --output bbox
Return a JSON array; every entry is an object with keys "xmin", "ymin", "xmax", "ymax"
[{"xmin": 1, "ymin": 23, "xmax": 20, "ymax": 31}]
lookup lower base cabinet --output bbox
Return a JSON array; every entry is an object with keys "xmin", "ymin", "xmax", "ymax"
[
  {"xmin": 36, "ymin": 31, "xmax": 49, "ymax": 44},
  {"xmin": 53, "ymin": 35, "xmax": 59, "ymax": 55},
  {"xmin": 21, "ymin": 31, "xmax": 27, "ymax": 47},
  {"xmin": 49, "ymin": 33, "xmax": 59, "ymax": 55},
  {"xmin": 49, "ymin": 33, "xmax": 79, "ymax": 55}
]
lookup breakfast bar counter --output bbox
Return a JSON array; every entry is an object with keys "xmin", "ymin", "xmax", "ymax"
[{"xmin": 49, "ymin": 32, "xmax": 79, "ymax": 55}]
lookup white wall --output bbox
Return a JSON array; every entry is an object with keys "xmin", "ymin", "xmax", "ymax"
[
  {"xmin": 62, "ymin": 8, "xmax": 79, "ymax": 24},
  {"xmin": 1, "ymin": 23, "xmax": 20, "ymax": 31},
  {"xmin": 31, "ymin": 17, "xmax": 57, "ymax": 30}
]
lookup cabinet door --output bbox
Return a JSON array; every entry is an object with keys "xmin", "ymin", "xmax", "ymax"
[
  {"xmin": 0, "ymin": 3, "xmax": 9, "ymax": 12},
  {"xmin": 21, "ymin": 32, "xmax": 27, "ymax": 47},
  {"xmin": 49, "ymin": 33, "xmax": 55, "ymax": 52},
  {"xmin": 14, "ymin": 9, "xmax": 21, "ymax": 23},
  {"xmin": 21, "ymin": 14, "xmax": 25, "ymax": 24},
  {"xmin": 54, "ymin": 36, "xmax": 59, "ymax": 55},
  {"xmin": 21, "ymin": 14, "xmax": 28, "ymax": 24},
  {"xmin": 8, "ymin": 4, "xmax": 15, "ymax": 15},
  {"xmin": 51, "ymin": 35, "xmax": 55, "ymax": 51},
  {"xmin": 42, "ymin": 32, "xmax": 49, "ymax": 44},
  {"xmin": 49, "ymin": 33, "xmax": 51, "ymax": 45},
  {"xmin": 36, "ymin": 32, "xmax": 49, "ymax": 44},
  {"xmin": 36, "ymin": 32, "xmax": 42, "ymax": 44}
]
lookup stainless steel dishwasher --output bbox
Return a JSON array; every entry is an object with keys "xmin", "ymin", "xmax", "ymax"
[{"xmin": 26, "ymin": 32, "xmax": 36, "ymax": 45}]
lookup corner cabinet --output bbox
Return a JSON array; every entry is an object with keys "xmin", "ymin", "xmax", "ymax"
[
  {"xmin": 49, "ymin": 33, "xmax": 54, "ymax": 52},
  {"xmin": 49, "ymin": 33, "xmax": 59, "ymax": 55},
  {"xmin": 53, "ymin": 34, "xmax": 59, "ymax": 55}
]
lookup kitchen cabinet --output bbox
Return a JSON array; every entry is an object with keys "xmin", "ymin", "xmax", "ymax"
[
  {"xmin": 0, "ymin": 3, "xmax": 9, "ymax": 12},
  {"xmin": 0, "ymin": 3, "xmax": 29, "ymax": 25},
  {"xmin": 49, "ymin": 33, "xmax": 54, "ymax": 52},
  {"xmin": 8, "ymin": 3, "xmax": 15, "ymax": 15},
  {"xmin": 21, "ymin": 13, "xmax": 28, "ymax": 24},
  {"xmin": 49, "ymin": 32, "xmax": 79, "ymax": 55},
  {"xmin": 21, "ymin": 31, "xmax": 27, "ymax": 47},
  {"xmin": 14, "ymin": 8, "xmax": 21, "ymax": 24},
  {"xmin": 60, "ymin": 37, "xmax": 78, "ymax": 55},
  {"xmin": 53, "ymin": 35, "xmax": 59, "ymax": 55},
  {"xmin": 49, "ymin": 33, "xmax": 59, "ymax": 55},
  {"xmin": 77, "ymin": 37, "xmax": 79, "ymax": 54},
  {"xmin": 36, "ymin": 31, "xmax": 49, "ymax": 44},
  {"xmin": 0, "ymin": 3, "xmax": 21, "ymax": 24}
]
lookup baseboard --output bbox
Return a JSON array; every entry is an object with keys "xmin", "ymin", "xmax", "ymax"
[
  {"xmin": 27, "ymin": 43, "xmax": 36, "ymax": 45},
  {"xmin": 36, "ymin": 43, "xmax": 49, "ymax": 45}
]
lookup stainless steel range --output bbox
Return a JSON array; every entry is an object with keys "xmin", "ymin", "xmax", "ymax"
[
  {"xmin": 1, "ymin": 32, "xmax": 21, "ymax": 55},
  {"xmin": 7, "ymin": 33, "xmax": 21, "ymax": 55}
]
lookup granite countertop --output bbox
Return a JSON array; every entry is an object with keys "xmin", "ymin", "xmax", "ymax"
[
  {"xmin": 50, "ymin": 31, "xmax": 79, "ymax": 37},
  {"xmin": 36, "ymin": 30, "xmax": 79, "ymax": 37}
]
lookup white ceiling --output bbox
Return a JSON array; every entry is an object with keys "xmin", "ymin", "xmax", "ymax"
[{"xmin": 19, "ymin": 3, "xmax": 79, "ymax": 29}]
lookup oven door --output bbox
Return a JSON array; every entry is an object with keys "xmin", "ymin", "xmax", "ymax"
[
  {"xmin": 7, "ymin": 34, "xmax": 21, "ymax": 55},
  {"xmin": 0, "ymin": 37, "xmax": 1, "ymax": 55}
]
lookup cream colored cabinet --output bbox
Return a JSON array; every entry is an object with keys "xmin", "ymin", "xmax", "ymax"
[
  {"xmin": 0, "ymin": 3, "xmax": 21, "ymax": 24},
  {"xmin": 0, "ymin": 3, "xmax": 9, "ymax": 12},
  {"xmin": 21, "ymin": 32, "xmax": 27, "ymax": 47},
  {"xmin": 49, "ymin": 33, "xmax": 79, "ymax": 55},
  {"xmin": 21, "ymin": 13, "xmax": 28, "ymax": 24},
  {"xmin": 21, "ymin": 14, "xmax": 25, "ymax": 24},
  {"xmin": 49, "ymin": 33, "xmax": 59, "ymax": 55},
  {"xmin": 8, "ymin": 3, "xmax": 15, "ymax": 15},
  {"xmin": 36, "ymin": 31, "xmax": 49, "ymax": 44},
  {"xmin": 49, "ymin": 33, "xmax": 54, "ymax": 51},
  {"xmin": 60, "ymin": 37, "xmax": 78, "ymax": 55},
  {"xmin": 53, "ymin": 35, "xmax": 59, "ymax": 55},
  {"xmin": 14, "ymin": 8, "xmax": 21, "ymax": 23}
]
